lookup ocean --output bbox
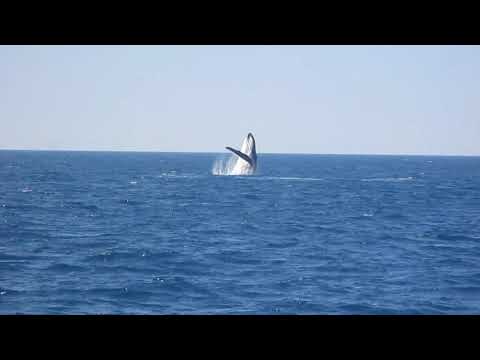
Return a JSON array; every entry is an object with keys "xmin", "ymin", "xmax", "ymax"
[{"xmin": 1, "ymin": 150, "xmax": 479, "ymax": 314}]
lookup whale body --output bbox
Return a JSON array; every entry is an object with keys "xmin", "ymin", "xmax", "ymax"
[{"xmin": 225, "ymin": 133, "xmax": 257, "ymax": 175}]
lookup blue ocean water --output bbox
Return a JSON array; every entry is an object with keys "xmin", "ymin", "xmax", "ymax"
[{"xmin": 1, "ymin": 150, "xmax": 480, "ymax": 314}]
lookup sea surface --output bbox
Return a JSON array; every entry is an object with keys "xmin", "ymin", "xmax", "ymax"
[{"xmin": 1, "ymin": 150, "xmax": 480, "ymax": 314}]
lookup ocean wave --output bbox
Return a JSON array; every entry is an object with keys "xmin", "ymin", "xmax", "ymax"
[
  {"xmin": 241, "ymin": 176, "xmax": 324, "ymax": 182},
  {"xmin": 361, "ymin": 176, "xmax": 414, "ymax": 182}
]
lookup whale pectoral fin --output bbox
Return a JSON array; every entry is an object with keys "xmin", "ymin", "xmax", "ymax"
[{"xmin": 226, "ymin": 147, "xmax": 253, "ymax": 166}]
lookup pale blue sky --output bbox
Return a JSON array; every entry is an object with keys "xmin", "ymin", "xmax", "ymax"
[{"xmin": 1, "ymin": 45, "xmax": 479, "ymax": 155}]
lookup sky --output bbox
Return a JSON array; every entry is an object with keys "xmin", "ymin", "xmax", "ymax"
[{"xmin": 1, "ymin": 45, "xmax": 479, "ymax": 155}]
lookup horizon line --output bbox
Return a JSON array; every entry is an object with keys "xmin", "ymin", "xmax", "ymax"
[{"xmin": 1, "ymin": 147, "xmax": 479, "ymax": 157}]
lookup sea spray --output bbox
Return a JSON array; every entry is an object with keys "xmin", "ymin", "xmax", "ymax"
[{"xmin": 212, "ymin": 154, "xmax": 239, "ymax": 175}]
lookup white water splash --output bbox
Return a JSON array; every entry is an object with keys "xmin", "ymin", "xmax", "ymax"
[{"xmin": 212, "ymin": 154, "xmax": 247, "ymax": 175}]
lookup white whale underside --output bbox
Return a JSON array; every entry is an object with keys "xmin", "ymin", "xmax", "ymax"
[{"xmin": 230, "ymin": 136, "xmax": 255, "ymax": 175}]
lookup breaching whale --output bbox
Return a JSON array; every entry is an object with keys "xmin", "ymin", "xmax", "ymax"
[{"xmin": 226, "ymin": 133, "xmax": 257, "ymax": 175}]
